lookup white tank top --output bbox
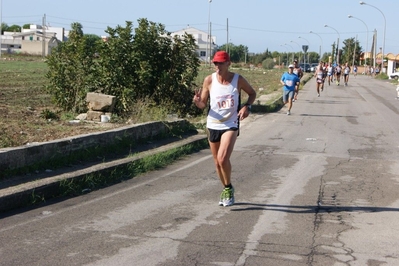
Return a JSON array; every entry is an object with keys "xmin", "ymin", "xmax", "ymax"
[{"xmin": 207, "ymin": 73, "xmax": 240, "ymax": 130}]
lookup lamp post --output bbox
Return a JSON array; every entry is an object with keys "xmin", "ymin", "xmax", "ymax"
[
  {"xmin": 280, "ymin": 44, "xmax": 289, "ymax": 66},
  {"xmin": 291, "ymin": 40, "xmax": 304, "ymax": 65},
  {"xmin": 207, "ymin": 0, "xmax": 212, "ymax": 65},
  {"xmin": 360, "ymin": 1, "xmax": 386, "ymax": 71},
  {"xmin": 290, "ymin": 40, "xmax": 301, "ymax": 50},
  {"xmin": 348, "ymin": 15, "xmax": 369, "ymax": 66},
  {"xmin": 299, "ymin": 36, "xmax": 310, "ymax": 64},
  {"xmin": 324, "ymin": 24, "xmax": 341, "ymax": 64},
  {"xmin": 284, "ymin": 43, "xmax": 294, "ymax": 62},
  {"xmin": 298, "ymin": 36, "xmax": 310, "ymax": 45},
  {"xmin": 310, "ymin": 31, "xmax": 323, "ymax": 58}
]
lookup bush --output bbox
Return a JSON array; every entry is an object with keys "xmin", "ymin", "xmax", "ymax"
[
  {"xmin": 262, "ymin": 58, "xmax": 275, "ymax": 70},
  {"xmin": 45, "ymin": 19, "xmax": 201, "ymax": 117}
]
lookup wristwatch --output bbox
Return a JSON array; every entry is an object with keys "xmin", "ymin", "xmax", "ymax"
[{"xmin": 244, "ymin": 103, "xmax": 252, "ymax": 110}]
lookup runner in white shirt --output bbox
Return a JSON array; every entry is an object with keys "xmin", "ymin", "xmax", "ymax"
[
  {"xmin": 327, "ymin": 63, "xmax": 334, "ymax": 86},
  {"xmin": 343, "ymin": 62, "xmax": 351, "ymax": 86},
  {"xmin": 193, "ymin": 51, "xmax": 256, "ymax": 207}
]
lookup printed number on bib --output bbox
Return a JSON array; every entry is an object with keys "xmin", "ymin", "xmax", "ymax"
[{"xmin": 217, "ymin": 98, "xmax": 235, "ymax": 110}]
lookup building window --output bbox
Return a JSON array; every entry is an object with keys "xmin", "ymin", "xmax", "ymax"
[{"xmin": 200, "ymin": 51, "xmax": 206, "ymax": 57}]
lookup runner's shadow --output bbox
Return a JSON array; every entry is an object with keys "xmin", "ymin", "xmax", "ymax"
[
  {"xmin": 299, "ymin": 114, "xmax": 357, "ymax": 118},
  {"xmin": 230, "ymin": 203, "xmax": 399, "ymax": 213},
  {"xmin": 302, "ymin": 100, "xmax": 348, "ymax": 104}
]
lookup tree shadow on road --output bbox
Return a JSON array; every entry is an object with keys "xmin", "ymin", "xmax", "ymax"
[{"xmin": 230, "ymin": 203, "xmax": 399, "ymax": 213}]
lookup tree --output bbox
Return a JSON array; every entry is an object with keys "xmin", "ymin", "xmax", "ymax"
[
  {"xmin": 84, "ymin": 34, "xmax": 101, "ymax": 48},
  {"xmin": 70, "ymin": 22, "xmax": 84, "ymax": 37},
  {"xmin": 0, "ymin": 23, "xmax": 8, "ymax": 34},
  {"xmin": 46, "ymin": 22, "xmax": 99, "ymax": 112},
  {"xmin": 248, "ymin": 50, "xmax": 270, "ymax": 66},
  {"xmin": 341, "ymin": 38, "xmax": 362, "ymax": 66},
  {"xmin": 218, "ymin": 43, "xmax": 248, "ymax": 63},
  {"xmin": 307, "ymin": 52, "xmax": 320, "ymax": 63},
  {"xmin": 7, "ymin": 24, "xmax": 21, "ymax": 32},
  {"xmin": 321, "ymin": 52, "xmax": 331, "ymax": 63},
  {"xmin": 45, "ymin": 19, "xmax": 200, "ymax": 116},
  {"xmin": 95, "ymin": 21, "xmax": 142, "ymax": 114}
]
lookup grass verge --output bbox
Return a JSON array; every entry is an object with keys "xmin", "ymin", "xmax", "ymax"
[
  {"xmin": 57, "ymin": 139, "xmax": 208, "ymax": 197},
  {"xmin": 8, "ymin": 137, "xmax": 208, "ymax": 212}
]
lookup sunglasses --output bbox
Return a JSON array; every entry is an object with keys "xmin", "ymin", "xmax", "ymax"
[{"xmin": 213, "ymin": 62, "xmax": 226, "ymax": 66}]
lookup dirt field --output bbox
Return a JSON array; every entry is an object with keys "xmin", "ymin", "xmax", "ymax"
[{"xmin": 0, "ymin": 56, "xmax": 126, "ymax": 148}]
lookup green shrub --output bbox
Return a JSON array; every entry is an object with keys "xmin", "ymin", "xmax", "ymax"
[
  {"xmin": 262, "ymin": 58, "xmax": 275, "ymax": 69},
  {"xmin": 45, "ymin": 19, "xmax": 200, "ymax": 118}
]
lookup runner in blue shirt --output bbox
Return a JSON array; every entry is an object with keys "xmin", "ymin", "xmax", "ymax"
[{"xmin": 280, "ymin": 64, "xmax": 300, "ymax": 115}]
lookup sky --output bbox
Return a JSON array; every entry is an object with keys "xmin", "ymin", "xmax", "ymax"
[{"xmin": 1, "ymin": 0, "xmax": 398, "ymax": 56}]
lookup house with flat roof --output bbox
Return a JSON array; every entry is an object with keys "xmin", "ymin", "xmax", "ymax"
[
  {"xmin": 0, "ymin": 24, "xmax": 67, "ymax": 56},
  {"xmin": 171, "ymin": 26, "xmax": 217, "ymax": 62}
]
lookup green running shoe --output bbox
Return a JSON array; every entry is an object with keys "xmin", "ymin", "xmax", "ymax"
[{"xmin": 222, "ymin": 187, "xmax": 235, "ymax": 207}]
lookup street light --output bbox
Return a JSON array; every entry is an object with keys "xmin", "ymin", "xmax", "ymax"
[
  {"xmin": 298, "ymin": 36, "xmax": 310, "ymax": 45},
  {"xmin": 207, "ymin": 0, "xmax": 212, "ymax": 65},
  {"xmin": 284, "ymin": 43, "xmax": 294, "ymax": 62},
  {"xmin": 298, "ymin": 36, "xmax": 310, "ymax": 65},
  {"xmin": 291, "ymin": 40, "xmax": 303, "ymax": 64},
  {"xmin": 290, "ymin": 40, "xmax": 301, "ymax": 49},
  {"xmin": 310, "ymin": 31, "xmax": 323, "ymax": 57},
  {"xmin": 280, "ymin": 44, "xmax": 289, "ymax": 66},
  {"xmin": 324, "ymin": 24, "xmax": 341, "ymax": 64},
  {"xmin": 359, "ymin": 1, "xmax": 386, "ymax": 70},
  {"xmin": 348, "ymin": 15, "xmax": 369, "ymax": 66}
]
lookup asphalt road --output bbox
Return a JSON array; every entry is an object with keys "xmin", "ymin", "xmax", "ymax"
[{"xmin": 1, "ymin": 74, "xmax": 399, "ymax": 266}]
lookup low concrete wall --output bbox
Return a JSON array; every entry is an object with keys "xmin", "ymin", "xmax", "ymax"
[{"xmin": 0, "ymin": 120, "xmax": 192, "ymax": 175}]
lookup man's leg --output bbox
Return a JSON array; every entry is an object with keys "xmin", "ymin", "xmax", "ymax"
[
  {"xmin": 208, "ymin": 130, "xmax": 238, "ymax": 186},
  {"xmin": 209, "ymin": 130, "xmax": 238, "ymax": 206},
  {"xmin": 287, "ymin": 97, "xmax": 293, "ymax": 112},
  {"xmin": 283, "ymin": 91, "xmax": 289, "ymax": 112}
]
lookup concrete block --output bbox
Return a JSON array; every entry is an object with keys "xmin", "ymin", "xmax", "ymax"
[
  {"xmin": 86, "ymin": 111, "xmax": 104, "ymax": 121},
  {"xmin": 86, "ymin": 92, "xmax": 116, "ymax": 112}
]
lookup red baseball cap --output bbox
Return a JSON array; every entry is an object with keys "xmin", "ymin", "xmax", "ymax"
[{"xmin": 212, "ymin": 51, "xmax": 230, "ymax": 62}]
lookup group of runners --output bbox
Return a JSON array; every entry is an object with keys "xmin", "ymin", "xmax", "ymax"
[
  {"xmin": 314, "ymin": 61, "xmax": 352, "ymax": 96},
  {"xmin": 280, "ymin": 59, "xmax": 354, "ymax": 115}
]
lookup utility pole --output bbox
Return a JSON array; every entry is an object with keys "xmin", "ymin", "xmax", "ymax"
[
  {"xmin": 226, "ymin": 18, "xmax": 229, "ymax": 54},
  {"xmin": 0, "ymin": 0, "xmax": 2, "ymax": 58},
  {"xmin": 352, "ymin": 35, "xmax": 357, "ymax": 69},
  {"xmin": 207, "ymin": 0, "xmax": 211, "ymax": 66},
  {"xmin": 42, "ymin": 14, "xmax": 46, "ymax": 57},
  {"xmin": 209, "ymin": 22, "xmax": 212, "ymax": 66},
  {"xmin": 373, "ymin": 29, "xmax": 377, "ymax": 72}
]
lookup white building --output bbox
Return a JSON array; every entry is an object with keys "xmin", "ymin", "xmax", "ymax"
[
  {"xmin": 1, "ymin": 24, "xmax": 217, "ymax": 59},
  {"xmin": 0, "ymin": 24, "xmax": 67, "ymax": 56},
  {"xmin": 171, "ymin": 26, "xmax": 217, "ymax": 62}
]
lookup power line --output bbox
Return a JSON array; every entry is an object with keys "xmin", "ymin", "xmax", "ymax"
[{"xmin": 46, "ymin": 15, "xmax": 116, "ymax": 25}]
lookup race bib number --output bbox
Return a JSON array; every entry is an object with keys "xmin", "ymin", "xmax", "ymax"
[
  {"xmin": 285, "ymin": 80, "xmax": 293, "ymax": 87},
  {"xmin": 216, "ymin": 97, "xmax": 235, "ymax": 110}
]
